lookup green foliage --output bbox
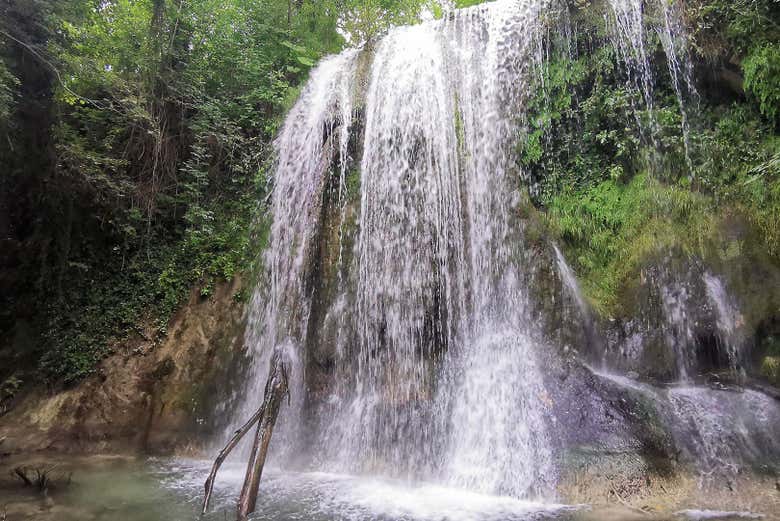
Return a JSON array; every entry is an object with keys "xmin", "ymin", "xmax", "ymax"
[
  {"xmin": 2, "ymin": 0, "xmax": 466, "ymax": 385},
  {"xmin": 334, "ymin": 0, "xmax": 490, "ymax": 42},
  {"xmin": 686, "ymin": 0, "xmax": 780, "ymax": 120},
  {"xmin": 764, "ymin": 335, "xmax": 780, "ymax": 357},
  {"xmin": 452, "ymin": 0, "xmax": 492, "ymax": 7},
  {"xmin": 1, "ymin": 375, "xmax": 22, "ymax": 404},
  {"xmin": 548, "ymin": 175, "xmax": 714, "ymax": 312},
  {"xmin": 686, "ymin": 0, "xmax": 780, "ymax": 58},
  {"xmin": 522, "ymin": 43, "xmax": 650, "ymax": 205},
  {"xmin": 0, "ymin": 0, "xmax": 347, "ymax": 384},
  {"xmin": 338, "ymin": 0, "xmax": 439, "ymax": 43},
  {"xmin": 520, "ymin": 57, "xmax": 587, "ymax": 165},
  {"xmin": 346, "ymin": 167, "xmax": 362, "ymax": 201},
  {"xmin": 546, "ymin": 96, "xmax": 780, "ymax": 314},
  {"xmin": 743, "ymin": 42, "xmax": 780, "ymax": 124},
  {"xmin": 761, "ymin": 356, "xmax": 780, "ymax": 385},
  {"xmin": 694, "ymin": 105, "xmax": 780, "ymax": 256},
  {"xmin": 525, "ymin": 1, "xmax": 780, "ymax": 316},
  {"xmin": 36, "ymin": 0, "xmax": 350, "ymax": 383}
]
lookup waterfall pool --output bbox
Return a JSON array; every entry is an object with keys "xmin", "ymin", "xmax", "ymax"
[
  {"xmin": 0, "ymin": 455, "xmax": 580, "ymax": 521},
  {"xmin": 0, "ymin": 454, "xmax": 773, "ymax": 521}
]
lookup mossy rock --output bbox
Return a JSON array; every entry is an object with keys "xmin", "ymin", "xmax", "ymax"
[{"xmin": 760, "ymin": 356, "xmax": 780, "ymax": 386}]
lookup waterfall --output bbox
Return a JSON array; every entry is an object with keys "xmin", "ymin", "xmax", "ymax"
[
  {"xmin": 327, "ymin": 0, "xmax": 555, "ymax": 497},
  {"xmin": 655, "ymin": 268, "xmax": 746, "ymax": 382},
  {"xmin": 605, "ymin": 0, "xmax": 656, "ymax": 121},
  {"xmin": 237, "ymin": 0, "xmax": 556, "ymax": 500},
  {"xmin": 590, "ymin": 367, "xmax": 780, "ymax": 480},
  {"xmin": 659, "ymin": 277, "xmax": 697, "ymax": 381},
  {"xmin": 665, "ymin": 387, "xmax": 780, "ymax": 480},
  {"xmin": 703, "ymin": 272, "xmax": 745, "ymax": 374},
  {"xmin": 553, "ymin": 244, "xmax": 590, "ymax": 324}
]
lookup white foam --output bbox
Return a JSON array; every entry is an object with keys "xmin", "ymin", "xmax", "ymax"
[{"xmin": 160, "ymin": 459, "xmax": 582, "ymax": 521}]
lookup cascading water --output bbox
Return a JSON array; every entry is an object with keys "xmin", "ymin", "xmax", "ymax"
[
  {"xmin": 703, "ymin": 272, "xmax": 745, "ymax": 374},
  {"xmin": 553, "ymin": 244, "xmax": 591, "ymax": 326},
  {"xmin": 605, "ymin": 0, "xmax": 697, "ymax": 166},
  {"xmin": 665, "ymin": 387, "xmax": 780, "ymax": 480},
  {"xmin": 237, "ymin": 0, "xmax": 557, "ymax": 500},
  {"xmin": 659, "ymin": 276, "xmax": 697, "ymax": 381},
  {"xmin": 589, "ymin": 368, "xmax": 780, "ymax": 482},
  {"xmin": 236, "ymin": 49, "xmax": 360, "ymax": 459},
  {"xmin": 325, "ymin": 0, "xmax": 555, "ymax": 496},
  {"xmin": 655, "ymin": 0, "xmax": 698, "ymax": 169},
  {"xmin": 605, "ymin": 0, "xmax": 656, "ymax": 120},
  {"xmin": 652, "ymin": 267, "xmax": 747, "ymax": 382}
]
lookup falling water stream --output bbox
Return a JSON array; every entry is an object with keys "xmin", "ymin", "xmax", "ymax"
[
  {"xmin": 233, "ymin": 0, "xmax": 560, "ymax": 499},
  {"xmin": 605, "ymin": 0, "xmax": 697, "ymax": 166},
  {"xmin": 703, "ymin": 272, "xmax": 745, "ymax": 373}
]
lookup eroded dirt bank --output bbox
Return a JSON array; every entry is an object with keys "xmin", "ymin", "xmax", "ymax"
[{"xmin": 0, "ymin": 278, "xmax": 247, "ymax": 456}]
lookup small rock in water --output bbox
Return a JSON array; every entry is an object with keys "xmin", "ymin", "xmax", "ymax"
[{"xmin": 627, "ymin": 371, "xmax": 640, "ymax": 380}]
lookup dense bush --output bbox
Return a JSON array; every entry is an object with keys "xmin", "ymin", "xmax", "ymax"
[
  {"xmin": 0, "ymin": 0, "xmax": 340, "ymax": 384},
  {"xmin": 523, "ymin": 0, "xmax": 780, "ymax": 315},
  {"xmin": 743, "ymin": 42, "xmax": 780, "ymax": 124},
  {"xmin": 547, "ymin": 175, "xmax": 713, "ymax": 312}
]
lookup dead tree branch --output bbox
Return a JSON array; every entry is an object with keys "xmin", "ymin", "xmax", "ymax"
[
  {"xmin": 201, "ymin": 405, "xmax": 267, "ymax": 514},
  {"xmin": 201, "ymin": 349, "xmax": 289, "ymax": 520},
  {"xmin": 237, "ymin": 355, "xmax": 289, "ymax": 520},
  {"xmin": 12, "ymin": 464, "xmax": 71, "ymax": 494},
  {"xmin": 13, "ymin": 467, "xmax": 32, "ymax": 487}
]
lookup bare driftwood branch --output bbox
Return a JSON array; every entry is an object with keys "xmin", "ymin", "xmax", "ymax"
[
  {"xmin": 201, "ymin": 349, "xmax": 289, "ymax": 520},
  {"xmin": 237, "ymin": 354, "xmax": 289, "ymax": 521},
  {"xmin": 12, "ymin": 464, "xmax": 70, "ymax": 494},
  {"xmin": 201, "ymin": 404, "xmax": 267, "ymax": 514}
]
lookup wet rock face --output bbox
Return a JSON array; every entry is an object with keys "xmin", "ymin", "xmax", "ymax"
[
  {"xmin": 601, "ymin": 253, "xmax": 745, "ymax": 382},
  {"xmin": 0, "ymin": 278, "xmax": 248, "ymax": 455},
  {"xmin": 589, "ymin": 211, "xmax": 780, "ymax": 388},
  {"xmin": 301, "ymin": 116, "xmax": 363, "ymax": 402},
  {"xmin": 542, "ymin": 357, "xmax": 678, "ymax": 480},
  {"xmin": 531, "ymin": 231, "xmax": 780, "ymax": 494},
  {"xmin": 524, "ymin": 240, "xmax": 602, "ymax": 363}
]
